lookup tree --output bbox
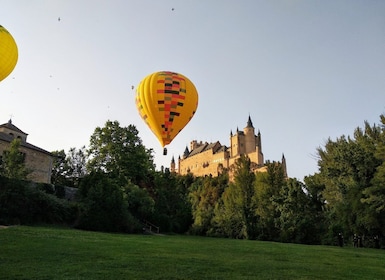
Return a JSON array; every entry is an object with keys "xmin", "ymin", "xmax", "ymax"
[
  {"xmin": 234, "ymin": 155, "xmax": 257, "ymax": 239},
  {"xmin": 0, "ymin": 138, "xmax": 29, "ymax": 180},
  {"xmin": 76, "ymin": 172, "xmax": 135, "ymax": 232},
  {"xmin": 87, "ymin": 120, "xmax": 154, "ymax": 185},
  {"xmin": 361, "ymin": 115, "xmax": 385, "ymax": 237},
  {"xmin": 212, "ymin": 155, "xmax": 257, "ymax": 239},
  {"xmin": 273, "ymin": 178, "xmax": 323, "ymax": 244},
  {"xmin": 51, "ymin": 150, "xmax": 71, "ymax": 187},
  {"xmin": 51, "ymin": 147, "xmax": 88, "ymax": 187},
  {"xmin": 313, "ymin": 116, "xmax": 385, "ymax": 243},
  {"xmin": 151, "ymin": 171, "xmax": 194, "ymax": 233},
  {"xmin": 67, "ymin": 146, "xmax": 88, "ymax": 187},
  {"xmin": 124, "ymin": 180, "xmax": 155, "ymax": 221},
  {"xmin": 255, "ymin": 161, "xmax": 286, "ymax": 241},
  {"xmin": 189, "ymin": 173, "xmax": 228, "ymax": 235},
  {"xmin": 303, "ymin": 173, "xmax": 327, "ymax": 244}
]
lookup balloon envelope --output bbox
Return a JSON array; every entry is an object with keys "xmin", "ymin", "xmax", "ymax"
[
  {"xmin": 136, "ymin": 71, "xmax": 198, "ymax": 147},
  {"xmin": 0, "ymin": 25, "xmax": 18, "ymax": 82}
]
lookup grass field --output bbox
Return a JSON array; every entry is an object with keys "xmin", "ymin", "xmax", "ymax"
[{"xmin": 0, "ymin": 226, "xmax": 384, "ymax": 279}]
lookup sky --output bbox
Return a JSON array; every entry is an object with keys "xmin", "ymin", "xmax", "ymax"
[{"xmin": 1, "ymin": 0, "xmax": 385, "ymax": 181}]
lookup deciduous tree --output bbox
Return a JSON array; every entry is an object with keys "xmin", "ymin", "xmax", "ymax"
[
  {"xmin": 313, "ymin": 115, "xmax": 385, "ymax": 242},
  {"xmin": 0, "ymin": 139, "xmax": 29, "ymax": 180},
  {"xmin": 189, "ymin": 174, "xmax": 228, "ymax": 235},
  {"xmin": 213, "ymin": 155, "xmax": 257, "ymax": 239},
  {"xmin": 255, "ymin": 161, "xmax": 286, "ymax": 241},
  {"xmin": 87, "ymin": 120, "xmax": 154, "ymax": 185}
]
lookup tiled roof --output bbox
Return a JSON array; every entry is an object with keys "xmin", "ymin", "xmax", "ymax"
[
  {"xmin": 204, "ymin": 142, "xmax": 219, "ymax": 153},
  {"xmin": 186, "ymin": 141, "xmax": 225, "ymax": 158},
  {"xmin": 188, "ymin": 143, "xmax": 208, "ymax": 157},
  {"xmin": 0, "ymin": 131, "xmax": 52, "ymax": 156},
  {"xmin": 216, "ymin": 145, "xmax": 228, "ymax": 153},
  {"xmin": 0, "ymin": 120, "xmax": 28, "ymax": 135}
]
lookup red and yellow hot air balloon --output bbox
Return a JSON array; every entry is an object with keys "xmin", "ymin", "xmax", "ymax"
[
  {"xmin": 0, "ymin": 25, "xmax": 18, "ymax": 82},
  {"xmin": 136, "ymin": 71, "xmax": 198, "ymax": 154}
]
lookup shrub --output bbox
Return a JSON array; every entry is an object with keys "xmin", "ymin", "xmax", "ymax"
[
  {"xmin": 75, "ymin": 172, "xmax": 138, "ymax": 233},
  {"xmin": 0, "ymin": 176, "xmax": 78, "ymax": 225}
]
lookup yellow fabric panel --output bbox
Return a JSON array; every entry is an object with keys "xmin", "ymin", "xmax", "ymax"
[
  {"xmin": 0, "ymin": 25, "xmax": 18, "ymax": 82},
  {"xmin": 136, "ymin": 71, "xmax": 198, "ymax": 147}
]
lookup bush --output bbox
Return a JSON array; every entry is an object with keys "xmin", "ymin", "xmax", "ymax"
[
  {"xmin": 0, "ymin": 176, "xmax": 78, "ymax": 225},
  {"xmin": 75, "ymin": 172, "xmax": 139, "ymax": 233},
  {"xmin": 35, "ymin": 182, "xmax": 55, "ymax": 194},
  {"xmin": 54, "ymin": 185, "xmax": 66, "ymax": 199}
]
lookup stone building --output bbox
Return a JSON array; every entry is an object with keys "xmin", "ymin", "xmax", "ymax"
[
  {"xmin": 171, "ymin": 116, "xmax": 287, "ymax": 178},
  {"xmin": 0, "ymin": 120, "xmax": 53, "ymax": 184}
]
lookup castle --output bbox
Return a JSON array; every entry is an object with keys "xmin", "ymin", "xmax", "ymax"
[
  {"xmin": 0, "ymin": 120, "xmax": 53, "ymax": 184},
  {"xmin": 171, "ymin": 116, "xmax": 287, "ymax": 178}
]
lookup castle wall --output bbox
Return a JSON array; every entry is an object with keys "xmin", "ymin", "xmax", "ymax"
[
  {"xmin": 244, "ymin": 127, "xmax": 255, "ymax": 154},
  {"xmin": 179, "ymin": 147, "xmax": 229, "ymax": 177},
  {"xmin": 230, "ymin": 133, "xmax": 246, "ymax": 157},
  {"xmin": 175, "ymin": 117, "xmax": 286, "ymax": 179}
]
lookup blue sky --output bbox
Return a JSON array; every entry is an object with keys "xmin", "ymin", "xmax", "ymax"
[{"xmin": 1, "ymin": 0, "xmax": 384, "ymax": 181}]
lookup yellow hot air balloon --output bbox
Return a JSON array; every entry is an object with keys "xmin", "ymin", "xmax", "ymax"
[
  {"xmin": 0, "ymin": 25, "xmax": 18, "ymax": 82},
  {"xmin": 136, "ymin": 71, "xmax": 198, "ymax": 154}
]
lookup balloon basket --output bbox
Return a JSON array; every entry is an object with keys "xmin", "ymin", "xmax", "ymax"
[{"xmin": 163, "ymin": 148, "xmax": 167, "ymax": 155}]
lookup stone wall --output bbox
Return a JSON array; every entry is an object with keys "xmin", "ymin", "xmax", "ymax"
[
  {"xmin": 177, "ymin": 118, "xmax": 267, "ymax": 178},
  {"xmin": 0, "ymin": 140, "xmax": 53, "ymax": 184},
  {"xmin": 179, "ymin": 147, "xmax": 229, "ymax": 177}
]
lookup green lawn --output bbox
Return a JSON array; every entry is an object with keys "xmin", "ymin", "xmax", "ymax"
[{"xmin": 0, "ymin": 226, "xmax": 384, "ymax": 279}]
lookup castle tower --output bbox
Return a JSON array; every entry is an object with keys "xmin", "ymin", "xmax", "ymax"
[
  {"xmin": 170, "ymin": 156, "xmax": 176, "ymax": 173},
  {"xmin": 281, "ymin": 153, "xmax": 287, "ymax": 178},
  {"xmin": 257, "ymin": 130, "xmax": 262, "ymax": 151},
  {"xmin": 178, "ymin": 155, "xmax": 181, "ymax": 174},
  {"xmin": 230, "ymin": 129, "xmax": 236, "ymax": 157},
  {"xmin": 256, "ymin": 130, "xmax": 264, "ymax": 165},
  {"xmin": 230, "ymin": 126, "xmax": 246, "ymax": 157},
  {"xmin": 244, "ymin": 115, "xmax": 256, "ymax": 154},
  {"xmin": 183, "ymin": 146, "xmax": 189, "ymax": 159},
  {"xmin": 190, "ymin": 140, "xmax": 198, "ymax": 150}
]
